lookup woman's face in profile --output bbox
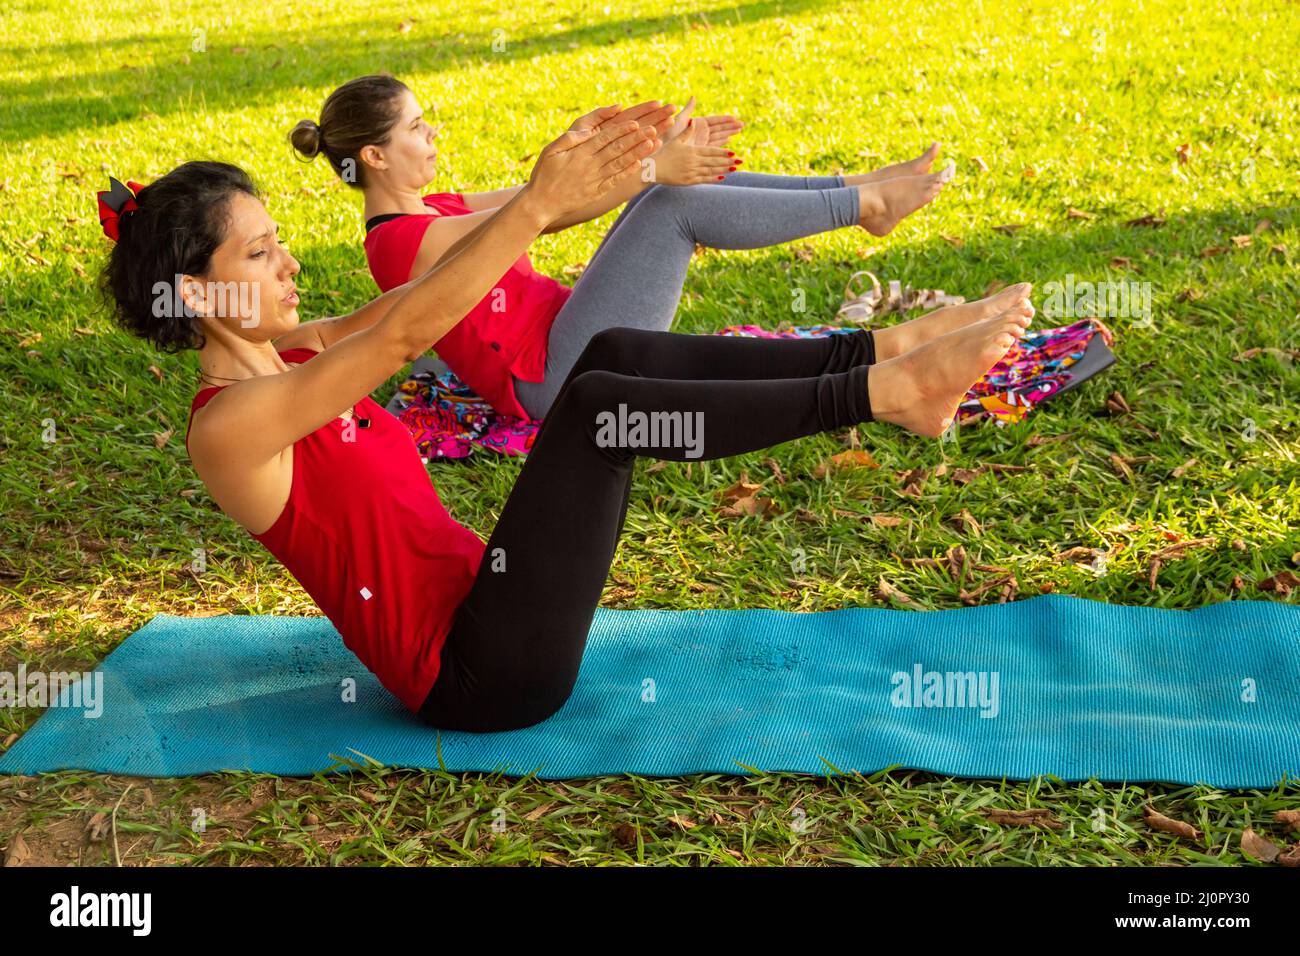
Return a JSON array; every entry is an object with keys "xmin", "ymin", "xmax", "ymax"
[{"xmin": 380, "ymin": 87, "xmax": 442, "ymax": 188}]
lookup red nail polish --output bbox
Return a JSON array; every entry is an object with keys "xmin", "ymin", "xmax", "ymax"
[
  {"xmin": 717, "ymin": 175, "xmax": 725, "ymax": 180},
  {"xmin": 727, "ymin": 151, "xmax": 735, "ymax": 157},
  {"xmin": 728, "ymin": 165, "xmax": 737, "ymax": 171}
]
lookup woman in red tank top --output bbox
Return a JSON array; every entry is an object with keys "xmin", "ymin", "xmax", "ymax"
[
  {"xmin": 98, "ymin": 123, "xmax": 1030, "ymax": 730},
  {"xmin": 290, "ymin": 76, "xmax": 953, "ymax": 421}
]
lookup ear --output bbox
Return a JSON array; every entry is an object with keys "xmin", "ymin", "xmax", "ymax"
[
  {"xmin": 358, "ymin": 144, "xmax": 386, "ymax": 175},
  {"xmin": 178, "ymin": 274, "xmax": 208, "ymax": 317}
]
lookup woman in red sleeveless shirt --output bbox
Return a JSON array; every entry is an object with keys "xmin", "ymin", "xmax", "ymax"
[
  {"xmin": 290, "ymin": 75, "xmax": 954, "ymax": 421},
  {"xmin": 98, "ymin": 128, "xmax": 1031, "ymax": 730}
]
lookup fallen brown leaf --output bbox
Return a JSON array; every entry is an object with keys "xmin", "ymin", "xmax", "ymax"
[
  {"xmin": 4, "ymin": 831, "xmax": 31, "ymax": 866},
  {"xmin": 953, "ymin": 509, "xmax": 982, "ymax": 536},
  {"xmin": 961, "ymin": 574, "xmax": 1016, "ymax": 604},
  {"xmin": 1274, "ymin": 810, "xmax": 1300, "ymax": 833},
  {"xmin": 1257, "ymin": 570, "xmax": 1300, "ymax": 597},
  {"xmin": 875, "ymin": 576, "xmax": 923, "ymax": 609},
  {"xmin": 1143, "ymin": 805, "xmax": 1201, "ymax": 840},
  {"xmin": 719, "ymin": 474, "xmax": 763, "ymax": 504},
  {"xmin": 1124, "ymin": 213, "xmax": 1166, "ymax": 228},
  {"xmin": 719, "ymin": 494, "xmax": 779, "ymax": 519},
  {"xmin": 985, "ymin": 808, "xmax": 1063, "ymax": 829},
  {"xmin": 813, "ymin": 449, "xmax": 879, "ymax": 479},
  {"xmin": 1241, "ymin": 827, "xmax": 1281, "ymax": 863},
  {"xmin": 1054, "ymin": 546, "xmax": 1103, "ymax": 564},
  {"xmin": 1065, "ymin": 207, "xmax": 1096, "ymax": 220},
  {"xmin": 85, "ymin": 811, "xmax": 111, "ymax": 843},
  {"xmin": 946, "ymin": 544, "xmax": 968, "ymax": 583}
]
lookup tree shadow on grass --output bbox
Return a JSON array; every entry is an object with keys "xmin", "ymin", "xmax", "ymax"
[{"xmin": 0, "ymin": 0, "xmax": 836, "ymax": 143}]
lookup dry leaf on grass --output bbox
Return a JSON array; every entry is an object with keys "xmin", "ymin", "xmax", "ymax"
[
  {"xmin": 1053, "ymin": 546, "xmax": 1107, "ymax": 564},
  {"xmin": 874, "ymin": 576, "xmax": 923, "ymax": 609},
  {"xmin": 960, "ymin": 574, "xmax": 1017, "ymax": 605},
  {"xmin": 84, "ymin": 811, "xmax": 111, "ymax": 843},
  {"xmin": 3, "ymin": 832, "xmax": 31, "ymax": 867},
  {"xmin": 1143, "ymin": 805, "xmax": 1201, "ymax": 840},
  {"xmin": 1241, "ymin": 827, "xmax": 1281, "ymax": 863},
  {"xmin": 1274, "ymin": 810, "xmax": 1300, "ymax": 833},
  {"xmin": 946, "ymin": 544, "xmax": 968, "ymax": 583},
  {"xmin": 813, "ymin": 449, "xmax": 879, "ymax": 478},
  {"xmin": 984, "ymin": 808, "xmax": 1063, "ymax": 829},
  {"xmin": 719, "ymin": 473, "xmax": 763, "ymax": 503},
  {"xmin": 719, "ymin": 495, "xmax": 780, "ymax": 519},
  {"xmin": 1257, "ymin": 570, "xmax": 1300, "ymax": 597},
  {"xmin": 952, "ymin": 509, "xmax": 983, "ymax": 536},
  {"xmin": 1125, "ymin": 213, "xmax": 1166, "ymax": 228}
]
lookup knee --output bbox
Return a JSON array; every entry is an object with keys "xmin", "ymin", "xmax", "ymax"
[
  {"xmin": 637, "ymin": 181, "xmax": 691, "ymax": 213},
  {"xmin": 563, "ymin": 368, "xmax": 622, "ymax": 414},
  {"xmin": 575, "ymin": 327, "xmax": 643, "ymax": 376}
]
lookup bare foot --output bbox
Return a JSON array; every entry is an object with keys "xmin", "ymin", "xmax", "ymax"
[
  {"xmin": 855, "ymin": 142, "xmax": 941, "ymax": 185},
  {"xmin": 873, "ymin": 282, "xmax": 1035, "ymax": 361},
  {"xmin": 857, "ymin": 164, "xmax": 953, "ymax": 236},
  {"xmin": 867, "ymin": 309, "xmax": 1028, "ymax": 437}
]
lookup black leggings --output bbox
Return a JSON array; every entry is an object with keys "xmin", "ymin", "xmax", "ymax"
[{"xmin": 417, "ymin": 325, "xmax": 877, "ymax": 732}]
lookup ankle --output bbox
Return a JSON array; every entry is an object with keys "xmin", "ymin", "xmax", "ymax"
[
  {"xmin": 856, "ymin": 183, "xmax": 884, "ymax": 223},
  {"xmin": 866, "ymin": 355, "xmax": 910, "ymax": 419}
]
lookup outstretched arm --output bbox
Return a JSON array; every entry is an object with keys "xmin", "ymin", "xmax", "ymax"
[{"xmin": 209, "ymin": 116, "xmax": 658, "ymax": 471}]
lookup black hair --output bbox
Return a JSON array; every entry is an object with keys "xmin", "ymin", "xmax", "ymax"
[{"xmin": 99, "ymin": 160, "xmax": 260, "ymax": 352}]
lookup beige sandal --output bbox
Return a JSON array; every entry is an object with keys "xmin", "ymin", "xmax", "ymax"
[{"xmin": 835, "ymin": 269, "xmax": 966, "ymax": 325}]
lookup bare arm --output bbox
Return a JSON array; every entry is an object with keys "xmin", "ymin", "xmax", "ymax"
[
  {"xmin": 459, "ymin": 185, "xmax": 524, "ymax": 211},
  {"xmin": 197, "ymin": 116, "xmax": 658, "ymax": 471}
]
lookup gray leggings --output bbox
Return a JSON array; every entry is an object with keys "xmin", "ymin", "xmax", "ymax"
[{"xmin": 512, "ymin": 170, "xmax": 857, "ymax": 419}]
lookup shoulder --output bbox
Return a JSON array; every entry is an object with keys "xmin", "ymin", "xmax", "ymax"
[{"xmin": 423, "ymin": 191, "xmax": 466, "ymax": 209}]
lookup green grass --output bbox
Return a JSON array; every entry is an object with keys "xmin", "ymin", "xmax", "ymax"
[{"xmin": 1, "ymin": 0, "xmax": 1298, "ymax": 866}]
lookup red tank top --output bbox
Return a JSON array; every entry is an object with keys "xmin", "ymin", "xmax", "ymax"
[
  {"xmin": 184, "ymin": 347, "xmax": 486, "ymax": 713},
  {"xmin": 363, "ymin": 192, "xmax": 572, "ymax": 419}
]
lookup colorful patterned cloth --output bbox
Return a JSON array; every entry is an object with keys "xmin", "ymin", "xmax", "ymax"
[{"xmin": 391, "ymin": 319, "xmax": 1114, "ymax": 459}]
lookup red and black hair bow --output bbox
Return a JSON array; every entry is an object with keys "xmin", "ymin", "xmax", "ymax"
[{"xmin": 96, "ymin": 177, "xmax": 146, "ymax": 242}]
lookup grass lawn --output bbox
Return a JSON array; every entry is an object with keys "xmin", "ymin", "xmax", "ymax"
[{"xmin": 1, "ymin": 0, "xmax": 1297, "ymax": 865}]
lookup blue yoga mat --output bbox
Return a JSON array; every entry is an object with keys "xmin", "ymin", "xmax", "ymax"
[{"xmin": 1, "ymin": 594, "xmax": 1297, "ymax": 787}]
